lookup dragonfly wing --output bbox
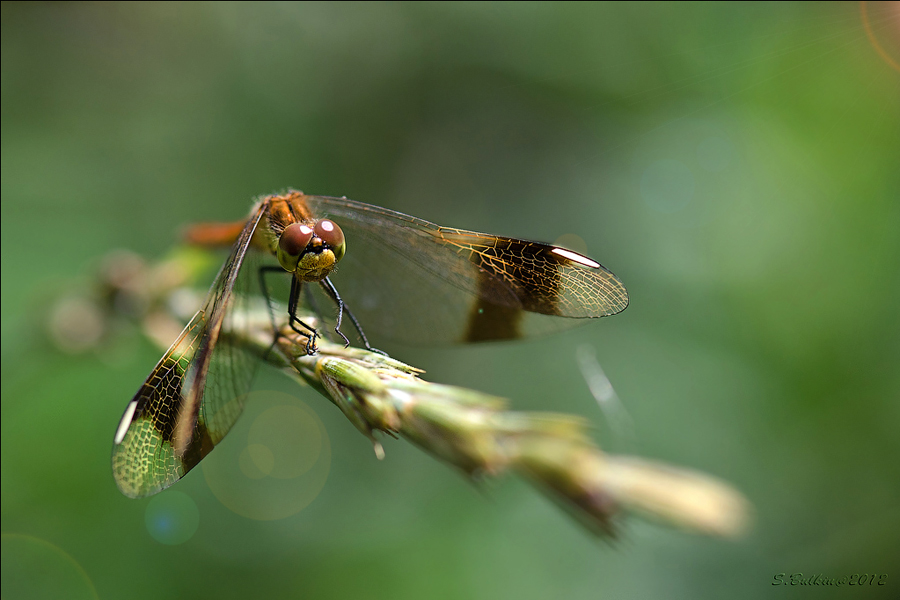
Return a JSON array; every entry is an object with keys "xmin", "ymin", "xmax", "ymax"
[
  {"xmin": 112, "ymin": 204, "xmax": 267, "ymax": 498},
  {"xmin": 302, "ymin": 195, "xmax": 628, "ymax": 345}
]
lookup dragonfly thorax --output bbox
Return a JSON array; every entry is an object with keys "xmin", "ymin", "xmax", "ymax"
[{"xmin": 277, "ymin": 220, "xmax": 346, "ymax": 282}]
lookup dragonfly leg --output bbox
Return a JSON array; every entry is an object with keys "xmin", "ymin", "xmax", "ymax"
[
  {"xmin": 260, "ymin": 267, "xmax": 320, "ymax": 354},
  {"xmin": 317, "ymin": 277, "xmax": 350, "ymax": 347},
  {"xmin": 320, "ymin": 277, "xmax": 387, "ymax": 355},
  {"xmin": 288, "ymin": 276, "xmax": 319, "ymax": 354}
]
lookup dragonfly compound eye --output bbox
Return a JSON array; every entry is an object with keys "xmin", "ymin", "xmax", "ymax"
[
  {"xmin": 277, "ymin": 223, "xmax": 314, "ymax": 271},
  {"xmin": 314, "ymin": 219, "xmax": 345, "ymax": 263}
]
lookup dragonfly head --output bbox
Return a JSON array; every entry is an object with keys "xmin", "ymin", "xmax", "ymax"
[{"xmin": 277, "ymin": 220, "xmax": 346, "ymax": 282}]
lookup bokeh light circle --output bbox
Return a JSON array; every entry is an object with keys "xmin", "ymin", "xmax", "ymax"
[
  {"xmin": 203, "ymin": 391, "xmax": 331, "ymax": 520},
  {"xmin": 239, "ymin": 443, "xmax": 275, "ymax": 478},
  {"xmin": 144, "ymin": 491, "xmax": 200, "ymax": 545},
  {"xmin": 640, "ymin": 159, "xmax": 695, "ymax": 213},
  {"xmin": 1, "ymin": 534, "xmax": 98, "ymax": 600}
]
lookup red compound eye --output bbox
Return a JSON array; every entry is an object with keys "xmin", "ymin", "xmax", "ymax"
[
  {"xmin": 314, "ymin": 219, "xmax": 344, "ymax": 249},
  {"xmin": 278, "ymin": 223, "xmax": 314, "ymax": 265},
  {"xmin": 280, "ymin": 223, "xmax": 314, "ymax": 256}
]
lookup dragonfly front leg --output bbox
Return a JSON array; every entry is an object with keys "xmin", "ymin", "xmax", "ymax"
[
  {"xmin": 320, "ymin": 277, "xmax": 386, "ymax": 355},
  {"xmin": 288, "ymin": 276, "xmax": 319, "ymax": 355},
  {"xmin": 318, "ymin": 277, "xmax": 350, "ymax": 347},
  {"xmin": 259, "ymin": 266, "xmax": 318, "ymax": 354}
]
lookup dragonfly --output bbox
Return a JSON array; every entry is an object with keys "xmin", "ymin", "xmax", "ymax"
[{"xmin": 112, "ymin": 190, "xmax": 629, "ymax": 498}]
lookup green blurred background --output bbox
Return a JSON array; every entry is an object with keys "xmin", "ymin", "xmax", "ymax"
[{"xmin": 2, "ymin": 2, "xmax": 899, "ymax": 599}]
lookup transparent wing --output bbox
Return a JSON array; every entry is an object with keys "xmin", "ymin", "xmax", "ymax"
[
  {"xmin": 302, "ymin": 195, "xmax": 628, "ymax": 345},
  {"xmin": 111, "ymin": 204, "xmax": 267, "ymax": 498}
]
